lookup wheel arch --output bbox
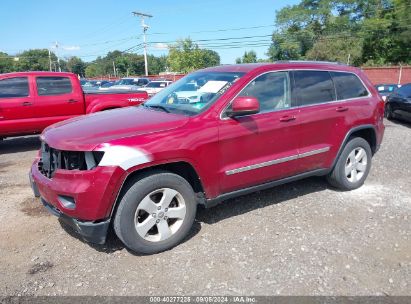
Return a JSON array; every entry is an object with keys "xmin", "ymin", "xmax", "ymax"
[
  {"xmin": 331, "ymin": 125, "xmax": 377, "ymax": 170},
  {"xmin": 109, "ymin": 161, "xmax": 206, "ymax": 219}
]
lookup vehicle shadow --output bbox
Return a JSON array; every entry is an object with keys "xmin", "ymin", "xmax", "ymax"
[
  {"xmin": 385, "ymin": 118, "xmax": 411, "ymax": 129},
  {"xmin": 197, "ymin": 176, "xmax": 329, "ymax": 225},
  {"xmin": 0, "ymin": 136, "xmax": 41, "ymax": 154},
  {"xmin": 60, "ymin": 176, "xmax": 329, "ymax": 255},
  {"xmin": 59, "ymin": 216, "xmax": 202, "ymax": 256}
]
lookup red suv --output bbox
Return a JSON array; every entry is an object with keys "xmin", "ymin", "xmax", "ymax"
[{"xmin": 30, "ymin": 62, "xmax": 385, "ymax": 254}]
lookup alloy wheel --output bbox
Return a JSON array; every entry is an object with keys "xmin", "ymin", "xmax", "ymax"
[
  {"xmin": 345, "ymin": 147, "xmax": 368, "ymax": 183},
  {"xmin": 134, "ymin": 188, "xmax": 186, "ymax": 242}
]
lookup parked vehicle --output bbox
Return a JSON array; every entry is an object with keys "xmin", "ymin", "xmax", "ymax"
[
  {"xmin": 375, "ymin": 83, "xmax": 400, "ymax": 101},
  {"xmin": 100, "ymin": 81, "xmax": 116, "ymax": 89},
  {"xmin": 137, "ymin": 80, "xmax": 173, "ymax": 96},
  {"xmin": 385, "ymin": 83, "xmax": 411, "ymax": 122},
  {"xmin": 80, "ymin": 79, "xmax": 99, "ymax": 90},
  {"xmin": 0, "ymin": 72, "xmax": 148, "ymax": 139},
  {"xmin": 100, "ymin": 77, "xmax": 150, "ymax": 91},
  {"xmin": 30, "ymin": 62, "xmax": 385, "ymax": 254}
]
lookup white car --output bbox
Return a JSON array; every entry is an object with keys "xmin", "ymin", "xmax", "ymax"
[
  {"xmin": 138, "ymin": 80, "xmax": 173, "ymax": 96},
  {"xmin": 174, "ymin": 80, "xmax": 228, "ymax": 103}
]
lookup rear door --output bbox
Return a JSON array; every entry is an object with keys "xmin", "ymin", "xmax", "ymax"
[
  {"xmin": 0, "ymin": 76, "xmax": 36, "ymax": 136},
  {"xmin": 34, "ymin": 76, "xmax": 84, "ymax": 122},
  {"xmin": 218, "ymin": 71, "xmax": 301, "ymax": 193},
  {"xmin": 294, "ymin": 70, "xmax": 370, "ymax": 172}
]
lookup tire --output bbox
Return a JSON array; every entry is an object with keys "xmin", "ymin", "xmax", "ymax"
[
  {"xmin": 114, "ymin": 170, "xmax": 197, "ymax": 254},
  {"xmin": 385, "ymin": 103, "xmax": 394, "ymax": 120},
  {"xmin": 327, "ymin": 137, "xmax": 372, "ymax": 191}
]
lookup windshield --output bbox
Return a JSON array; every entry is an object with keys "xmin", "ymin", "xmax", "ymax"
[
  {"xmin": 146, "ymin": 82, "xmax": 167, "ymax": 88},
  {"xmin": 144, "ymin": 71, "xmax": 244, "ymax": 116},
  {"xmin": 376, "ymin": 84, "xmax": 398, "ymax": 94},
  {"xmin": 117, "ymin": 79, "xmax": 135, "ymax": 85}
]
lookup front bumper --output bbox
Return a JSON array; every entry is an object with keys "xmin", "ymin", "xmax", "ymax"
[
  {"xmin": 40, "ymin": 197, "xmax": 110, "ymax": 244},
  {"xmin": 30, "ymin": 159, "xmax": 126, "ymax": 244}
]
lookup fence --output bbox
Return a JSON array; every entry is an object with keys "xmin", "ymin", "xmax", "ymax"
[{"xmin": 362, "ymin": 66, "xmax": 411, "ymax": 85}]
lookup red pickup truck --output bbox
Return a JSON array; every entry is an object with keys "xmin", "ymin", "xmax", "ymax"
[{"xmin": 0, "ymin": 72, "xmax": 148, "ymax": 139}]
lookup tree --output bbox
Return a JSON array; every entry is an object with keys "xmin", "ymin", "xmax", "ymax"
[
  {"xmin": 236, "ymin": 51, "xmax": 258, "ymax": 63},
  {"xmin": 13, "ymin": 49, "xmax": 57, "ymax": 71},
  {"xmin": 268, "ymin": 0, "xmax": 411, "ymax": 65},
  {"xmin": 85, "ymin": 64, "xmax": 103, "ymax": 78},
  {"xmin": 148, "ymin": 55, "xmax": 167, "ymax": 75},
  {"xmin": 66, "ymin": 56, "xmax": 87, "ymax": 77},
  {"xmin": 0, "ymin": 52, "xmax": 14, "ymax": 73},
  {"xmin": 167, "ymin": 38, "xmax": 220, "ymax": 73},
  {"xmin": 306, "ymin": 36, "xmax": 363, "ymax": 65}
]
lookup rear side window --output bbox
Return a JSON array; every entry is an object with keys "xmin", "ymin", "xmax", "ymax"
[
  {"xmin": 0, "ymin": 77, "xmax": 29, "ymax": 98},
  {"xmin": 36, "ymin": 77, "xmax": 72, "ymax": 96},
  {"xmin": 330, "ymin": 72, "xmax": 368, "ymax": 100},
  {"xmin": 293, "ymin": 71, "xmax": 336, "ymax": 106}
]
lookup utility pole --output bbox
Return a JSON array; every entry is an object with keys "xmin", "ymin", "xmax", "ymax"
[
  {"xmin": 132, "ymin": 11, "xmax": 153, "ymax": 76},
  {"xmin": 48, "ymin": 49, "xmax": 52, "ymax": 71},
  {"xmin": 55, "ymin": 41, "xmax": 61, "ymax": 72}
]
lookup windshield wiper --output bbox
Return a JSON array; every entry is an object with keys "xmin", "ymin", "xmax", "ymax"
[{"xmin": 143, "ymin": 104, "xmax": 170, "ymax": 113}]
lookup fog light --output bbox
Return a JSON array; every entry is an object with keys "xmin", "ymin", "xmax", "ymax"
[{"xmin": 58, "ymin": 195, "xmax": 76, "ymax": 209}]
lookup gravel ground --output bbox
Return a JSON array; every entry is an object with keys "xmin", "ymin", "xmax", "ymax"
[{"xmin": 0, "ymin": 119, "xmax": 410, "ymax": 296}]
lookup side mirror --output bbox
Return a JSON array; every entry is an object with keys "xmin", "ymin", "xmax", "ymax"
[{"xmin": 226, "ymin": 96, "xmax": 260, "ymax": 118}]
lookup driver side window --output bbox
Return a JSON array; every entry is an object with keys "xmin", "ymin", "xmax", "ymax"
[{"xmin": 239, "ymin": 71, "xmax": 291, "ymax": 113}]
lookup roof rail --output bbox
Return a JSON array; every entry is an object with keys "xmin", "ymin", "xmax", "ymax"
[{"xmin": 276, "ymin": 60, "xmax": 347, "ymax": 65}]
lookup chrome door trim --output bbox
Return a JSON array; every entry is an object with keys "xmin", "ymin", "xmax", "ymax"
[{"xmin": 225, "ymin": 147, "xmax": 330, "ymax": 175}]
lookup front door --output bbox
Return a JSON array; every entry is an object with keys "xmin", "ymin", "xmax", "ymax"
[{"xmin": 218, "ymin": 71, "xmax": 301, "ymax": 194}]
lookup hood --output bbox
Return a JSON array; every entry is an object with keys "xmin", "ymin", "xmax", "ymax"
[{"xmin": 42, "ymin": 106, "xmax": 189, "ymax": 151}]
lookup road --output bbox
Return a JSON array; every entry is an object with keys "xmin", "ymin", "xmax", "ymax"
[{"xmin": 0, "ymin": 119, "xmax": 410, "ymax": 296}]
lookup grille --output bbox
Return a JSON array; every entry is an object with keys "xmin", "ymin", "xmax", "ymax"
[{"xmin": 38, "ymin": 142, "xmax": 104, "ymax": 178}]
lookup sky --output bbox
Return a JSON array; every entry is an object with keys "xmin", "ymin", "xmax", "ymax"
[{"xmin": 0, "ymin": 0, "xmax": 299, "ymax": 64}]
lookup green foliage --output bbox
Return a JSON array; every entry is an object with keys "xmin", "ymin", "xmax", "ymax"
[
  {"xmin": 66, "ymin": 56, "xmax": 87, "ymax": 77},
  {"xmin": 0, "ymin": 48, "xmax": 169, "ymax": 77},
  {"xmin": 306, "ymin": 36, "xmax": 363, "ymax": 65},
  {"xmin": 236, "ymin": 51, "xmax": 258, "ymax": 63},
  {"xmin": 14, "ymin": 49, "xmax": 57, "ymax": 71},
  {"xmin": 268, "ymin": 0, "xmax": 411, "ymax": 65},
  {"xmin": 85, "ymin": 64, "xmax": 102, "ymax": 78},
  {"xmin": 0, "ymin": 52, "xmax": 14, "ymax": 73},
  {"xmin": 167, "ymin": 38, "xmax": 220, "ymax": 73}
]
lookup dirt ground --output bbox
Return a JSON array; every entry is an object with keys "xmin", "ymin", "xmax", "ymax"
[{"xmin": 0, "ymin": 119, "xmax": 410, "ymax": 296}]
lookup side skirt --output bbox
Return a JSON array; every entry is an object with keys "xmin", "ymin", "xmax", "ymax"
[{"xmin": 203, "ymin": 168, "xmax": 330, "ymax": 208}]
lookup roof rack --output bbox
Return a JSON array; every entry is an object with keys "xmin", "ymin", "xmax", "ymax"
[{"xmin": 276, "ymin": 60, "xmax": 347, "ymax": 65}]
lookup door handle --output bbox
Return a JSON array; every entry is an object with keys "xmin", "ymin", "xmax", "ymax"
[
  {"xmin": 22, "ymin": 101, "xmax": 33, "ymax": 106},
  {"xmin": 68, "ymin": 99, "xmax": 79, "ymax": 103},
  {"xmin": 279, "ymin": 115, "xmax": 296, "ymax": 122},
  {"xmin": 336, "ymin": 106, "xmax": 349, "ymax": 112}
]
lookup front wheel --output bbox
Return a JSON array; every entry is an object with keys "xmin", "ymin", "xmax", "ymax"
[
  {"xmin": 385, "ymin": 103, "xmax": 394, "ymax": 120},
  {"xmin": 114, "ymin": 170, "xmax": 197, "ymax": 254},
  {"xmin": 327, "ymin": 137, "xmax": 372, "ymax": 190}
]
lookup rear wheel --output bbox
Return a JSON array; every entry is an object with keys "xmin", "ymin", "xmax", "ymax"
[
  {"xmin": 114, "ymin": 170, "xmax": 197, "ymax": 254},
  {"xmin": 327, "ymin": 137, "xmax": 372, "ymax": 190}
]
